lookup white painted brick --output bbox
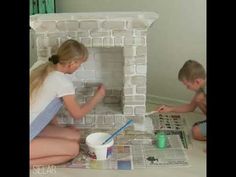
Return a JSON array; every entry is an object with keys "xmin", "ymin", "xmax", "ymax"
[
  {"xmin": 103, "ymin": 37, "xmax": 114, "ymax": 47},
  {"xmin": 35, "ymin": 21, "xmax": 57, "ymax": 32},
  {"xmin": 124, "ymin": 87, "xmax": 134, "ymax": 95},
  {"xmin": 136, "ymin": 65, "xmax": 147, "ymax": 74},
  {"xmin": 50, "ymin": 45, "xmax": 58, "ymax": 55},
  {"xmin": 37, "ymin": 49, "xmax": 50, "ymax": 58},
  {"xmin": 92, "ymin": 38, "xmax": 103, "ymax": 47},
  {"xmin": 46, "ymin": 37, "xmax": 59, "ymax": 47},
  {"xmin": 79, "ymin": 21, "xmax": 98, "ymax": 29},
  {"xmin": 127, "ymin": 19, "xmax": 148, "ymax": 29},
  {"xmin": 134, "ymin": 56, "xmax": 147, "ymax": 64},
  {"xmin": 56, "ymin": 20, "xmax": 79, "ymax": 31},
  {"xmin": 36, "ymin": 36, "xmax": 49, "ymax": 49},
  {"xmin": 124, "ymin": 37, "xmax": 145, "ymax": 46},
  {"xmin": 136, "ymin": 87, "xmax": 146, "ymax": 94},
  {"xmin": 114, "ymin": 37, "xmax": 123, "ymax": 46},
  {"xmin": 124, "ymin": 106, "xmax": 134, "ymax": 115},
  {"xmin": 124, "ymin": 95, "xmax": 145, "ymax": 102},
  {"xmin": 124, "ymin": 76, "xmax": 132, "ymax": 88},
  {"xmin": 59, "ymin": 35, "xmax": 73, "ymax": 45},
  {"xmin": 134, "ymin": 30, "xmax": 147, "ymax": 36},
  {"xmin": 124, "ymin": 57, "xmax": 136, "ymax": 66},
  {"xmin": 113, "ymin": 30, "xmax": 133, "ymax": 37},
  {"xmin": 80, "ymin": 38, "xmax": 92, "ymax": 47},
  {"xmin": 102, "ymin": 21, "xmax": 125, "ymax": 29},
  {"xmin": 64, "ymin": 32, "xmax": 77, "ymax": 40},
  {"xmin": 136, "ymin": 46, "xmax": 147, "ymax": 56},
  {"xmin": 134, "ymin": 106, "xmax": 146, "ymax": 115},
  {"xmin": 124, "ymin": 65, "xmax": 135, "ymax": 75},
  {"xmin": 90, "ymin": 30, "xmax": 110, "ymax": 37},
  {"xmin": 123, "ymin": 46, "xmax": 136, "ymax": 57},
  {"xmin": 124, "ymin": 37, "xmax": 134, "ymax": 46},
  {"xmin": 123, "ymin": 101, "xmax": 145, "ymax": 106},
  {"xmin": 77, "ymin": 31, "xmax": 89, "ymax": 37},
  {"xmin": 131, "ymin": 76, "xmax": 146, "ymax": 86}
]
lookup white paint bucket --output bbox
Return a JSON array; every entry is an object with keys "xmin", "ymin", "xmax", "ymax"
[{"xmin": 85, "ymin": 132, "xmax": 114, "ymax": 160}]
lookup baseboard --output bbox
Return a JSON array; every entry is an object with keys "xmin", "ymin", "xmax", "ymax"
[{"xmin": 146, "ymin": 94, "xmax": 188, "ymax": 105}]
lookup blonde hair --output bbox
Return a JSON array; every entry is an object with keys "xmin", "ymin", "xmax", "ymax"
[
  {"xmin": 30, "ymin": 39, "xmax": 88, "ymax": 101},
  {"xmin": 178, "ymin": 60, "xmax": 206, "ymax": 82}
]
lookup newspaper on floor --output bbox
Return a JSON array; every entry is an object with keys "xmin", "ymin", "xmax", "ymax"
[
  {"xmin": 57, "ymin": 135, "xmax": 189, "ymax": 170},
  {"xmin": 57, "ymin": 144, "xmax": 133, "ymax": 170},
  {"xmin": 132, "ymin": 135, "xmax": 189, "ymax": 168}
]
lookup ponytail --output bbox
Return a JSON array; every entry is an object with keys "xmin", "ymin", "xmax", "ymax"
[{"xmin": 30, "ymin": 61, "xmax": 55, "ymax": 102}]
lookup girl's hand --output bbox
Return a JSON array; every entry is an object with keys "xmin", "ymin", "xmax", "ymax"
[
  {"xmin": 155, "ymin": 105, "xmax": 172, "ymax": 113},
  {"xmin": 94, "ymin": 84, "xmax": 106, "ymax": 101}
]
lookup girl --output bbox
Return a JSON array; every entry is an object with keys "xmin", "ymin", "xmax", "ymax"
[{"xmin": 30, "ymin": 39, "xmax": 106, "ymax": 167}]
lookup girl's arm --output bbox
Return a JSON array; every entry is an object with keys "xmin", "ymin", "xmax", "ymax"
[{"xmin": 62, "ymin": 84, "xmax": 106, "ymax": 119}]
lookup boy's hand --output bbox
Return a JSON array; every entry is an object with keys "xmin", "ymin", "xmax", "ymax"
[
  {"xmin": 195, "ymin": 92, "xmax": 206, "ymax": 105},
  {"xmin": 155, "ymin": 105, "xmax": 172, "ymax": 113},
  {"xmin": 194, "ymin": 92, "xmax": 206, "ymax": 115}
]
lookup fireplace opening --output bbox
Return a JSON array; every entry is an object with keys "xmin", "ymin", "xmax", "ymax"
[{"xmin": 74, "ymin": 47, "xmax": 124, "ymax": 116}]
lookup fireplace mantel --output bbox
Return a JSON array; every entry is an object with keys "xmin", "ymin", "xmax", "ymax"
[{"xmin": 30, "ymin": 12, "xmax": 158, "ymax": 30}]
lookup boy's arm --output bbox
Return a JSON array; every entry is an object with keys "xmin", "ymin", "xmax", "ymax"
[
  {"xmin": 173, "ymin": 92, "xmax": 206, "ymax": 114},
  {"xmin": 168, "ymin": 100, "xmax": 197, "ymax": 113},
  {"xmin": 156, "ymin": 96, "xmax": 198, "ymax": 113},
  {"xmin": 194, "ymin": 91, "xmax": 206, "ymax": 115}
]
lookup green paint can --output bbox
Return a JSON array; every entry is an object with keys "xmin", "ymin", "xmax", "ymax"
[{"xmin": 156, "ymin": 132, "xmax": 167, "ymax": 149}]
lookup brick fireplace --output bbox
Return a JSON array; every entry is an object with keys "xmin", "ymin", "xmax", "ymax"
[{"xmin": 30, "ymin": 12, "xmax": 158, "ymax": 128}]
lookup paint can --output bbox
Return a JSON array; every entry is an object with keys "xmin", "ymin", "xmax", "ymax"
[
  {"xmin": 86, "ymin": 132, "xmax": 114, "ymax": 160},
  {"xmin": 155, "ymin": 132, "xmax": 167, "ymax": 149}
]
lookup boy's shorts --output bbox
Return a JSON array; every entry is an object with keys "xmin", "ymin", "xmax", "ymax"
[{"xmin": 193, "ymin": 120, "xmax": 206, "ymax": 137}]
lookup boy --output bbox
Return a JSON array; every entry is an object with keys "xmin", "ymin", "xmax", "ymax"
[{"xmin": 155, "ymin": 60, "xmax": 206, "ymax": 141}]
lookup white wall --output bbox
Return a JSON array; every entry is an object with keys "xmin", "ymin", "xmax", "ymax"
[{"xmin": 55, "ymin": 0, "xmax": 206, "ymax": 104}]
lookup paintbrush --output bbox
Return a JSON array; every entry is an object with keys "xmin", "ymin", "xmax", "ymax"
[{"xmin": 102, "ymin": 119, "xmax": 134, "ymax": 145}]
